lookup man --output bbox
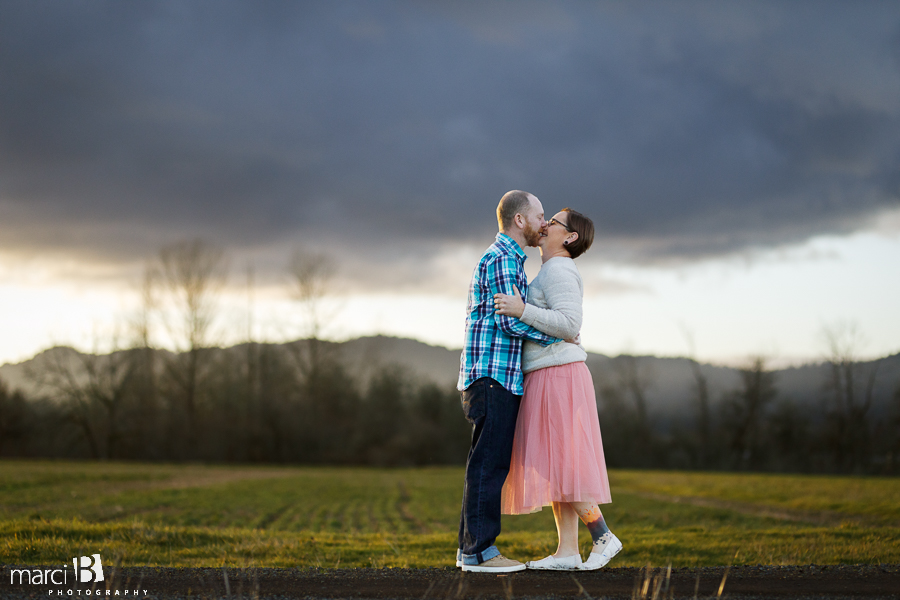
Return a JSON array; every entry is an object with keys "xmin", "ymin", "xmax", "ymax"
[{"xmin": 456, "ymin": 190, "xmax": 561, "ymax": 573}]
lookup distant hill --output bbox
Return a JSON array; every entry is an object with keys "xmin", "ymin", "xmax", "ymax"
[
  {"xmin": 337, "ymin": 338, "xmax": 900, "ymax": 420},
  {"xmin": 0, "ymin": 346, "xmax": 86, "ymax": 397},
  {"xmin": 3, "ymin": 336, "xmax": 898, "ymax": 423}
]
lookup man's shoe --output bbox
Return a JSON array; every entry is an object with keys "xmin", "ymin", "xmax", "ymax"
[
  {"xmin": 461, "ymin": 554, "xmax": 526, "ymax": 573},
  {"xmin": 581, "ymin": 533, "xmax": 622, "ymax": 570},
  {"xmin": 456, "ymin": 549, "xmax": 462, "ymax": 568},
  {"xmin": 526, "ymin": 553, "xmax": 583, "ymax": 570}
]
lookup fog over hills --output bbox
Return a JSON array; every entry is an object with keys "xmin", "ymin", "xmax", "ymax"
[{"xmin": 3, "ymin": 336, "xmax": 898, "ymax": 428}]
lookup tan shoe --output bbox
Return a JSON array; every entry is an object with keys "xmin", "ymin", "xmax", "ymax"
[{"xmin": 461, "ymin": 553, "xmax": 526, "ymax": 573}]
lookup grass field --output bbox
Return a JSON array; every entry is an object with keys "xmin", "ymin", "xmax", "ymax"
[{"xmin": 1, "ymin": 460, "xmax": 898, "ymax": 568}]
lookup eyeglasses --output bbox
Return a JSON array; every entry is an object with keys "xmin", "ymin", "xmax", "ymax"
[{"xmin": 549, "ymin": 217, "xmax": 573, "ymax": 232}]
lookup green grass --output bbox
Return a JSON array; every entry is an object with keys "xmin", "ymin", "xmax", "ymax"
[{"xmin": 1, "ymin": 460, "xmax": 898, "ymax": 568}]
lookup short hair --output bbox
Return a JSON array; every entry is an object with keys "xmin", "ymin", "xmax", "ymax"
[
  {"xmin": 561, "ymin": 208, "xmax": 594, "ymax": 259},
  {"xmin": 496, "ymin": 190, "xmax": 533, "ymax": 231}
]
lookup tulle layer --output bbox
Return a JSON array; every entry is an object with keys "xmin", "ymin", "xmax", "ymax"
[{"xmin": 501, "ymin": 361, "xmax": 611, "ymax": 515}]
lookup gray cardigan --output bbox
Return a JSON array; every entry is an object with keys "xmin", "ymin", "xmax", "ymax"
[{"xmin": 520, "ymin": 256, "xmax": 587, "ymax": 373}]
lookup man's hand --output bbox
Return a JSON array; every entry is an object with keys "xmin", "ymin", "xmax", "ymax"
[{"xmin": 493, "ymin": 285, "xmax": 526, "ymax": 318}]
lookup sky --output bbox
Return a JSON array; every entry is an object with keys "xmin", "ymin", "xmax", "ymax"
[{"xmin": 1, "ymin": 0, "xmax": 899, "ymax": 366}]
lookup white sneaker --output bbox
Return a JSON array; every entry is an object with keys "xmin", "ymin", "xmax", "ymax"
[
  {"xmin": 581, "ymin": 533, "xmax": 622, "ymax": 570},
  {"xmin": 461, "ymin": 554, "xmax": 526, "ymax": 573},
  {"xmin": 526, "ymin": 553, "xmax": 583, "ymax": 570},
  {"xmin": 456, "ymin": 549, "xmax": 462, "ymax": 568}
]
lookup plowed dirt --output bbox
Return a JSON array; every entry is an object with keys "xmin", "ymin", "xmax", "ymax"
[{"xmin": 3, "ymin": 564, "xmax": 899, "ymax": 599}]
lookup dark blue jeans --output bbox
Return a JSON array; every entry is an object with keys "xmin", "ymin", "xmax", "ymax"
[{"xmin": 458, "ymin": 377, "xmax": 520, "ymax": 565}]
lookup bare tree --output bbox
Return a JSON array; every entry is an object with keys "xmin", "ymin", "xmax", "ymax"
[
  {"xmin": 0, "ymin": 380, "xmax": 29, "ymax": 456},
  {"xmin": 820, "ymin": 322, "xmax": 877, "ymax": 471},
  {"xmin": 286, "ymin": 248, "xmax": 359, "ymax": 462},
  {"xmin": 598, "ymin": 354, "xmax": 656, "ymax": 467},
  {"xmin": 615, "ymin": 354, "xmax": 653, "ymax": 439},
  {"xmin": 245, "ymin": 262, "xmax": 258, "ymax": 395},
  {"xmin": 29, "ymin": 341, "xmax": 134, "ymax": 460},
  {"xmin": 157, "ymin": 239, "xmax": 227, "ymax": 456},
  {"xmin": 239, "ymin": 261, "xmax": 261, "ymax": 460},
  {"xmin": 722, "ymin": 356, "xmax": 777, "ymax": 470},
  {"xmin": 287, "ymin": 248, "xmax": 338, "ymax": 377},
  {"xmin": 159, "ymin": 240, "xmax": 226, "ymax": 350},
  {"xmin": 288, "ymin": 248, "xmax": 336, "ymax": 340},
  {"xmin": 681, "ymin": 328, "xmax": 712, "ymax": 468},
  {"xmin": 127, "ymin": 266, "xmax": 162, "ymax": 454},
  {"xmin": 889, "ymin": 383, "xmax": 900, "ymax": 473},
  {"xmin": 131, "ymin": 266, "xmax": 158, "ymax": 350}
]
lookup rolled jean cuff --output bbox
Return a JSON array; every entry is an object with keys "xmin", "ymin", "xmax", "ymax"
[{"xmin": 461, "ymin": 545, "xmax": 500, "ymax": 566}]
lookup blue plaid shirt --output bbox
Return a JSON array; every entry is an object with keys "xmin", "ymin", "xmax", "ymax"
[{"xmin": 457, "ymin": 233, "xmax": 560, "ymax": 395}]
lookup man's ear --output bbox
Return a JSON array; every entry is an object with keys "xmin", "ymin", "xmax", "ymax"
[{"xmin": 513, "ymin": 213, "xmax": 525, "ymax": 229}]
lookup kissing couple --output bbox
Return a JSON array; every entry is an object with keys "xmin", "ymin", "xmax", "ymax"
[{"xmin": 456, "ymin": 190, "xmax": 622, "ymax": 572}]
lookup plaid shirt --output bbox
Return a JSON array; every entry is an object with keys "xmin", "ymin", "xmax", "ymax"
[{"xmin": 457, "ymin": 233, "xmax": 560, "ymax": 394}]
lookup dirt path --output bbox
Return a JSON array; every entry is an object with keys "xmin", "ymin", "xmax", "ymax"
[{"xmin": 3, "ymin": 564, "xmax": 898, "ymax": 599}]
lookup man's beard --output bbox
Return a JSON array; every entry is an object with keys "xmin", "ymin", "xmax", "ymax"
[{"xmin": 523, "ymin": 221, "xmax": 542, "ymax": 247}]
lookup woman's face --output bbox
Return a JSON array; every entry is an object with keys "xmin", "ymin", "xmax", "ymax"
[{"xmin": 540, "ymin": 211, "xmax": 575, "ymax": 253}]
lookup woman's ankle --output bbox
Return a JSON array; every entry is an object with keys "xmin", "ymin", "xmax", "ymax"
[{"xmin": 589, "ymin": 531, "xmax": 615, "ymax": 551}]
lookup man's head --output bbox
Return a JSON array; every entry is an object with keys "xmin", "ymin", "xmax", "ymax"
[{"xmin": 496, "ymin": 190, "xmax": 546, "ymax": 248}]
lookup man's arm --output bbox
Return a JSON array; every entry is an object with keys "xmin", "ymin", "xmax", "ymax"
[{"xmin": 487, "ymin": 255, "xmax": 560, "ymax": 346}]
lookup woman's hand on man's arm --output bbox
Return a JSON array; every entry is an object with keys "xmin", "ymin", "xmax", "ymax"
[{"xmin": 493, "ymin": 285, "xmax": 526, "ymax": 318}]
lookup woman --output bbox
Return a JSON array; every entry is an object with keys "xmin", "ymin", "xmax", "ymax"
[{"xmin": 493, "ymin": 208, "xmax": 621, "ymax": 571}]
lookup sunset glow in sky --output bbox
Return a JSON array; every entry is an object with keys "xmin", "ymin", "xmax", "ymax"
[{"xmin": 1, "ymin": 1, "xmax": 899, "ymax": 366}]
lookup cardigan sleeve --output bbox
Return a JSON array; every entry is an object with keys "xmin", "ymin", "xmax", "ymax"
[
  {"xmin": 519, "ymin": 260, "xmax": 583, "ymax": 340},
  {"xmin": 486, "ymin": 254, "xmax": 560, "ymax": 345}
]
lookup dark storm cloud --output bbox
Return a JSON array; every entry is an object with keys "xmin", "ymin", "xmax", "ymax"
[{"xmin": 1, "ymin": 0, "xmax": 899, "ymax": 273}]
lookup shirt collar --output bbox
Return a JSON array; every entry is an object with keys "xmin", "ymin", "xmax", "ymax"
[{"xmin": 495, "ymin": 232, "xmax": 527, "ymax": 260}]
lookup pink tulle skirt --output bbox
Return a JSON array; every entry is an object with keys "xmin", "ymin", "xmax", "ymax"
[{"xmin": 501, "ymin": 361, "xmax": 611, "ymax": 515}]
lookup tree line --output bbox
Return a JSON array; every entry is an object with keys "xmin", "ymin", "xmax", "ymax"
[
  {"xmin": 0, "ymin": 239, "xmax": 470, "ymax": 465},
  {"xmin": 0, "ymin": 340, "xmax": 469, "ymax": 465},
  {"xmin": 3, "ymin": 339, "xmax": 897, "ymax": 474},
  {"xmin": 596, "ymin": 340, "xmax": 900, "ymax": 474},
  {"xmin": 0, "ymin": 239, "xmax": 898, "ymax": 473}
]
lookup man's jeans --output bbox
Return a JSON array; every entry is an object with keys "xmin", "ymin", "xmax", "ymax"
[{"xmin": 458, "ymin": 377, "xmax": 520, "ymax": 565}]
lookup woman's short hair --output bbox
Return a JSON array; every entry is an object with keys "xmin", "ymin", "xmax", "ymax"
[{"xmin": 561, "ymin": 208, "xmax": 594, "ymax": 259}]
